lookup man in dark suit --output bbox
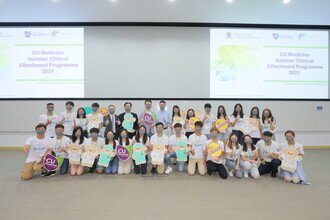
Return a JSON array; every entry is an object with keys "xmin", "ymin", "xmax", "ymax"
[
  {"xmin": 103, "ymin": 105, "xmax": 120, "ymax": 139},
  {"xmin": 118, "ymin": 102, "xmax": 139, "ymax": 139}
]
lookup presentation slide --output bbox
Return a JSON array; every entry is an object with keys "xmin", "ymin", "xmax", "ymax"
[
  {"xmin": 0, "ymin": 28, "xmax": 84, "ymax": 98},
  {"xmin": 210, "ymin": 28, "xmax": 329, "ymax": 99}
]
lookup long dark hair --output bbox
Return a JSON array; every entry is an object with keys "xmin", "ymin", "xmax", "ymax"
[
  {"xmin": 242, "ymin": 134, "xmax": 256, "ymax": 152},
  {"xmin": 217, "ymin": 105, "xmax": 227, "ymax": 119},
  {"xmin": 72, "ymin": 126, "xmax": 84, "ymax": 145},
  {"xmin": 172, "ymin": 105, "xmax": 181, "ymax": 120},
  {"xmin": 250, "ymin": 107, "xmax": 260, "ymax": 119},
  {"xmin": 76, "ymin": 107, "xmax": 86, "ymax": 119},
  {"xmin": 227, "ymin": 133, "xmax": 239, "ymax": 150},
  {"xmin": 105, "ymin": 130, "xmax": 116, "ymax": 147},
  {"xmin": 262, "ymin": 108, "xmax": 275, "ymax": 123},
  {"xmin": 119, "ymin": 129, "xmax": 130, "ymax": 145},
  {"xmin": 232, "ymin": 103, "xmax": 244, "ymax": 118},
  {"xmin": 186, "ymin": 109, "xmax": 195, "ymax": 120},
  {"xmin": 135, "ymin": 125, "xmax": 148, "ymax": 144}
]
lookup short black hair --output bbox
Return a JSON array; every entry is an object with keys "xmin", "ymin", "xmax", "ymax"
[
  {"xmin": 145, "ymin": 99, "xmax": 152, "ymax": 104},
  {"xmin": 195, "ymin": 121, "xmax": 203, "ymax": 127},
  {"xmin": 108, "ymin": 104, "xmax": 115, "ymax": 108},
  {"xmin": 46, "ymin": 103, "xmax": 54, "ymax": 106},
  {"xmin": 35, "ymin": 123, "xmax": 46, "ymax": 130},
  {"xmin": 263, "ymin": 131, "xmax": 273, "ymax": 137},
  {"xmin": 89, "ymin": 127, "xmax": 100, "ymax": 134},
  {"xmin": 173, "ymin": 123, "xmax": 183, "ymax": 128},
  {"xmin": 65, "ymin": 101, "xmax": 74, "ymax": 107},
  {"xmin": 55, "ymin": 124, "xmax": 64, "ymax": 130},
  {"xmin": 204, "ymin": 103, "xmax": 212, "ymax": 108},
  {"xmin": 155, "ymin": 122, "xmax": 164, "ymax": 127},
  {"xmin": 124, "ymin": 102, "xmax": 132, "ymax": 107},
  {"xmin": 91, "ymin": 102, "xmax": 100, "ymax": 108},
  {"xmin": 159, "ymin": 100, "xmax": 166, "ymax": 104}
]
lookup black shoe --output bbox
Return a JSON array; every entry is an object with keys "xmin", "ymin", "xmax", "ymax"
[
  {"xmin": 207, "ymin": 171, "xmax": 212, "ymax": 176},
  {"xmin": 40, "ymin": 170, "xmax": 48, "ymax": 177},
  {"xmin": 44, "ymin": 171, "xmax": 56, "ymax": 177},
  {"xmin": 271, "ymin": 172, "xmax": 277, "ymax": 178},
  {"xmin": 151, "ymin": 167, "xmax": 156, "ymax": 174}
]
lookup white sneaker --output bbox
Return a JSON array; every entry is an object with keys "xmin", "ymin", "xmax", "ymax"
[
  {"xmin": 165, "ymin": 166, "xmax": 173, "ymax": 174},
  {"xmin": 244, "ymin": 171, "xmax": 249, "ymax": 178},
  {"xmin": 228, "ymin": 170, "xmax": 233, "ymax": 177}
]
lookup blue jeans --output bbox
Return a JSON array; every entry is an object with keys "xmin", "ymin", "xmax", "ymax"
[
  {"xmin": 165, "ymin": 152, "xmax": 184, "ymax": 172},
  {"xmin": 225, "ymin": 159, "xmax": 243, "ymax": 178},
  {"xmin": 60, "ymin": 158, "xmax": 69, "ymax": 174},
  {"xmin": 105, "ymin": 156, "xmax": 119, "ymax": 174}
]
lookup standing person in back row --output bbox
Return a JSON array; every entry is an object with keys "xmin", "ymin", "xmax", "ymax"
[
  {"xmin": 103, "ymin": 104, "xmax": 120, "ymax": 139},
  {"xmin": 59, "ymin": 101, "xmax": 76, "ymax": 138},
  {"xmin": 38, "ymin": 103, "xmax": 60, "ymax": 138},
  {"xmin": 118, "ymin": 102, "xmax": 139, "ymax": 139},
  {"xmin": 230, "ymin": 103, "xmax": 246, "ymax": 145},
  {"xmin": 156, "ymin": 100, "xmax": 171, "ymax": 136}
]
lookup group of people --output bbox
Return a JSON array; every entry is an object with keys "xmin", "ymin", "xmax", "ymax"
[{"xmin": 20, "ymin": 100, "xmax": 307, "ymax": 185}]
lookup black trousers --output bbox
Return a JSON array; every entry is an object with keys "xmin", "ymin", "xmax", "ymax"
[
  {"xmin": 206, "ymin": 161, "xmax": 228, "ymax": 179},
  {"xmin": 258, "ymin": 159, "xmax": 281, "ymax": 175},
  {"xmin": 133, "ymin": 159, "xmax": 147, "ymax": 175}
]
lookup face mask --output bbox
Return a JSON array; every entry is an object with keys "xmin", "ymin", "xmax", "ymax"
[
  {"xmin": 175, "ymin": 130, "xmax": 181, "ymax": 134},
  {"xmin": 91, "ymin": 133, "xmax": 98, "ymax": 139},
  {"xmin": 139, "ymin": 130, "xmax": 145, "ymax": 135},
  {"xmin": 286, "ymin": 137, "xmax": 294, "ymax": 142},
  {"xmin": 56, "ymin": 131, "xmax": 63, "ymax": 136},
  {"xmin": 107, "ymin": 134, "xmax": 114, "ymax": 139},
  {"xmin": 231, "ymin": 139, "xmax": 238, "ymax": 143},
  {"xmin": 195, "ymin": 127, "xmax": 202, "ymax": 132},
  {"xmin": 121, "ymin": 134, "xmax": 127, "ymax": 139},
  {"xmin": 245, "ymin": 139, "xmax": 253, "ymax": 145},
  {"xmin": 92, "ymin": 108, "xmax": 98, "ymax": 113},
  {"xmin": 211, "ymin": 133, "xmax": 218, "ymax": 138},
  {"xmin": 156, "ymin": 128, "xmax": 163, "ymax": 133},
  {"xmin": 36, "ymin": 130, "xmax": 45, "ymax": 135}
]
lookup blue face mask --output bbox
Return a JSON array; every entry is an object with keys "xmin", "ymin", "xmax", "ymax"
[
  {"xmin": 156, "ymin": 128, "xmax": 163, "ymax": 133},
  {"xmin": 195, "ymin": 127, "xmax": 202, "ymax": 132},
  {"xmin": 245, "ymin": 139, "xmax": 253, "ymax": 145},
  {"xmin": 121, "ymin": 134, "xmax": 127, "ymax": 139},
  {"xmin": 139, "ymin": 130, "xmax": 145, "ymax": 135}
]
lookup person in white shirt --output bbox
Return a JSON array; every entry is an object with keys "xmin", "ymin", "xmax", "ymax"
[
  {"xmin": 225, "ymin": 133, "xmax": 243, "ymax": 178},
  {"xmin": 215, "ymin": 105, "xmax": 231, "ymax": 145},
  {"xmin": 85, "ymin": 127, "xmax": 105, "ymax": 174},
  {"xmin": 200, "ymin": 103, "xmax": 216, "ymax": 140},
  {"xmin": 261, "ymin": 108, "xmax": 277, "ymax": 139},
  {"xmin": 38, "ymin": 103, "xmax": 60, "ymax": 138},
  {"xmin": 257, "ymin": 131, "xmax": 281, "ymax": 178},
  {"xmin": 229, "ymin": 103, "xmax": 245, "ymax": 145},
  {"xmin": 150, "ymin": 122, "xmax": 169, "ymax": 175},
  {"xmin": 20, "ymin": 124, "xmax": 53, "ymax": 180},
  {"xmin": 279, "ymin": 130, "xmax": 307, "ymax": 184},
  {"xmin": 69, "ymin": 126, "xmax": 86, "ymax": 176},
  {"xmin": 86, "ymin": 103, "xmax": 104, "ymax": 136},
  {"xmin": 59, "ymin": 101, "xmax": 76, "ymax": 138},
  {"xmin": 187, "ymin": 121, "xmax": 207, "ymax": 176},
  {"xmin": 156, "ymin": 100, "xmax": 171, "ymax": 136},
  {"xmin": 132, "ymin": 125, "xmax": 150, "ymax": 175},
  {"xmin": 103, "ymin": 130, "xmax": 119, "ymax": 174},
  {"xmin": 166, "ymin": 123, "xmax": 188, "ymax": 173},
  {"xmin": 117, "ymin": 129, "xmax": 133, "ymax": 175},
  {"xmin": 205, "ymin": 127, "xmax": 228, "ymax": 179},
  {"xmin": 169, "ymin": 105, "xmax": 185, "ymax": 135},
  {"xmin": 240, "ymin": 134, "xmax": 260, "ymax": 178},
  {"xmin": 74, "ymin": 107, "xmax": 88, "ymax": 138},
  {"xmin": 246, "ymin": 107, "xmax": 263, "ymax": 145},
  {"xmin": 139, "ymin": 99, "xmax": 157, "ymax": 137},
  {"xmin": 184, "ymin": 109, "xmax": 196, "ymax": 138}
]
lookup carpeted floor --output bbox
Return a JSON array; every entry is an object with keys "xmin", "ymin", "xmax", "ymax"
[{"xmin": 0, "ymin": 149, "xmax": 329, "ymax": 220}]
